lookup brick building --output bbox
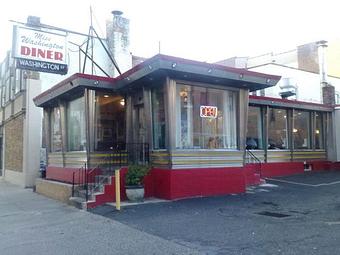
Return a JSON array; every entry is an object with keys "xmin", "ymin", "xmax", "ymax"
[{"xmin": 0, "ymin": 12, "xmax": 131, "ymax": 187}]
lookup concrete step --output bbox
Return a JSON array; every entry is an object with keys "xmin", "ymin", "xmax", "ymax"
[
  {"xmin": 95, "ymin": 175, "xmax": 112, "ymax": 185},
  {"xmin": 74, "ymin": 173, "xmax": 117, "ymax": 209},
  {"xmin": 69, "ymin": 196, "xmax": 87, "ymax": 210}
]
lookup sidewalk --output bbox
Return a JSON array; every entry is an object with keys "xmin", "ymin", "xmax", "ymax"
[{"xmin": 0, "ymin": 180, "xmax": 202, "ymax": 255}]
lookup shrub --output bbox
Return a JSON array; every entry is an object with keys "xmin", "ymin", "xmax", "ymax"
[{"xmin": 125, "ymin": 164, "xmax": 150, "ymax": 186}]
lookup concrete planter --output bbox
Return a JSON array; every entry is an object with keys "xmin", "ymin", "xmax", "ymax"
[{"xmin": 125, "ymin": 185, "xmax": 145, "ymax": 202}]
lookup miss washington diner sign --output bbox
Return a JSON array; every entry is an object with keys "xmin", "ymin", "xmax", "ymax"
[{"xmin": 12, "ymin": 26, "xmax": 68, "ymax": 75}]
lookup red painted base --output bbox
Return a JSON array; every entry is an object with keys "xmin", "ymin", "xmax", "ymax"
[
  {"xmin": 46, "ymin": 166, "xmax": 101, "ymax": 184},
  {"xmin": 331, "ymin": 162, "xmax": 340, "ymax": 170},
  {"xmin": 261, "ymin": 162, "xmax": 305, "ymax": 178},
  {"xmin": 308, "ymin": 160, "xmax": 336, "ymax": 171},
  {"xmin": 46, "ymin": 160, "xmax": 339, "ymax": 209},
  {"xmin": 151, "ymin": 167, "xmax": 246, "ymax": 200},
  {"xmin": 244, "ymin": 164, "xmax": 262, "ymax": 186},
  {"xmin": 88, "ymin": 167, "xmax": 246, "ymax": 208}
]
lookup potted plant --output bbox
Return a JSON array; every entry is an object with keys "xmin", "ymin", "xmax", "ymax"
[{"xmin": 125, "ymin": 164, "xmax": 150, "ymax": 202}]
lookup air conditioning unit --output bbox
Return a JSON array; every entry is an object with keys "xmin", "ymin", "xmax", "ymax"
[{"xmin": 279, "ymin": 77, "xmax": 297, "ymax": 99}]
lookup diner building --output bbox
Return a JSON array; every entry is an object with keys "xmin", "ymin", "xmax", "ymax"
[{"xmin": 33, "ymin": 54, "xmax": 339, "ymax": 208}]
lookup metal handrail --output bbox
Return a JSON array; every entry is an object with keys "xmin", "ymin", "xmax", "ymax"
[
  {"xmin": 71, "ymin": 165, "xmax": 86, "ymax": 198},
  {"xmin": 246, "ymin": 149, "xmax": 261, "ymax": 164},
  {"xmin": 72, "ymin": 143, "xmax": 150, "ymax": 202},
  {"xmin": 246, "ymin": 149, "xmax": 262, "ymax": 178},
  {"xmin": 81, "ymin": 154, "xmax": 119, "ymax": 202}
]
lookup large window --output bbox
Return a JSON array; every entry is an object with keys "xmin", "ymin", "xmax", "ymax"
[
  {"xmin": 152, "ymin": 86, "xmax": 166, "ymax": 149},
  {"xmin": 94, "ymin": 92, "xmax": 125, "ymax": 151},
  {"xmin": 293, "ymin": 110, "xmax": 311, "ymax": 149},
  {"xmin": 246, "ymin": 106, "xmax": 263, "ymax": 149},
  {"xmin": 315, "ymin": 112, "xmax": 324, "ymax": 149},
  {"xmin": 51, "ymin": 107, "xmax": 62, "ymax": 152},
  {"xmin": 4, "ymin": 78, "xmax": 10, "ymax": 104},
  {"xmin": 176, "ymin": 84, "xmax": 237, "ymax": 149},
  {"xmin": 268, "ymin": 108, "xmax": 288, "ymax": 149},
  {"xmin": 67, "ymin": 97, "xmax": 86, "ymax": 151},
  {"xmin": 14, "ymin": 69, "xmax": 22, "ymax": 94}
]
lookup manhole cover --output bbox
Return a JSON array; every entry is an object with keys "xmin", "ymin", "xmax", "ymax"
[{"xmin": 256, "ymin": 211, "xmax": 291, "ymax": 218}]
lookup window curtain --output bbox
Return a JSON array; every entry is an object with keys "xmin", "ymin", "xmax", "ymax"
[{"xmin": 222, "ymin": 91, "xmax": 237, "ymax": 149}]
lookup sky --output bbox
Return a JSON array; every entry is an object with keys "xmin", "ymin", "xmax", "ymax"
[{"xmin": 1, "ymin": 0, "xmax": 340, "ymax": 63}]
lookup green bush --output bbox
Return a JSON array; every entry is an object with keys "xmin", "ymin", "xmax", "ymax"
[{"xmin": 125, "ymin": 165, "xmax": 150, "ymax": 186}]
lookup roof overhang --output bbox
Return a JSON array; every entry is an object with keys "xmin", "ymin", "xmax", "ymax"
[
  {"xmin": 249, "ymin": 95, "xmax": 334, "ymax": 112},
  {"xmin": 113, "ymin": 54, "xmax": 281, "ymax": 91},
  {"xmin": 34, "ymin": 54, "xmax": 281, "ymax": 108},
  {"xmin": 34, "ymin": 73, "xmax": 115, "ymax": 107}
]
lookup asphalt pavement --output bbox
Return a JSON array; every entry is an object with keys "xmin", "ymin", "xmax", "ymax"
[
  {"xmin": 91, "ymin": 170, "xmax": 340, "ymax": 255},
  {"xmin": 3, "ymin": 171, "xmax": 340, "ymax": 255}
]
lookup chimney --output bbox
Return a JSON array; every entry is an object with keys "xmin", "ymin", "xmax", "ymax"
[
  {"xmin": 26, "ymin": 16, "xmax": 41, "ymax": 27},
  {"xmin": 106, "ymin": 10, "xmax": 132, "ymax": 77},
  {"xmin": 317, "ymin": 40, "xmax": 335, "ymax": 105},
  {"xmin": 317, "ymin": 40, "xmax": 328, "ymax": 85}
]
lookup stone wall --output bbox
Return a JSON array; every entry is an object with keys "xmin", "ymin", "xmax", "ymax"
[
  {"xmin": 35, "ymin": 178, "xmax": 73, "ymax": 205},
  {"xmin": 5, "ymin": 114, "xmax": 24, "ymax": 172}
]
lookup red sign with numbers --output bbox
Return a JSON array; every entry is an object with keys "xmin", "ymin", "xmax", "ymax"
[{"xmin": 200, "ymin": 106, "xmax": 218, "ymax": 118}]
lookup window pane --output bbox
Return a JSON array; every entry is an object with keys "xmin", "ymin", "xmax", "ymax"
[
  {"xmin": 247, "ymin": 106, "xmax": 263, "ymax": 149},
  {"xmin": 293, "ymin": 110, "xmax": 311, "ymax": 149},
  {"xmin": 94, "ymin": 92, "xmax": 125, "ymax": 151},
  {"xmin": 15, "ymin": 69, "xmax": 21, "ymax": 94},
  {"xmin": 67, "ymin": 97, "xmax": 86, "ymax": 151},
  {"xmin": 5, "ymin": 78, "xmax": 10, "ymax": 104},
  {"xmin": 268, "ymin": 108, "xmax": 288, "ymax": 149},
  {"xmin": 176, "ymin": 84, "xmax": 237, "ymax": 149},
  {"xmin": 152, "ymin": 86, "xmax": 166, "ymax": 149},
  {"xmin": 1, "ymin": 85, "xmax": 5, "ymax": 107},
  {"xmin": 315, "ymin": 112, "xmax": 324, "ymax": 149},
  {"xmin": 51, "ymin": 107, "xmax": 62, "ymax": 152}
]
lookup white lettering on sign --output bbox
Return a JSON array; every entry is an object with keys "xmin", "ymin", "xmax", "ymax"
[{"xmin": 200, "ymin": 106, "xmax": 218, "ymax": 118}]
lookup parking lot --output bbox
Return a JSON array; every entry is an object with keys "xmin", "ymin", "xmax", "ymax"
[{"xmin": 91, "ymin": 170, "xmax": 340, "ymax": 255}]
